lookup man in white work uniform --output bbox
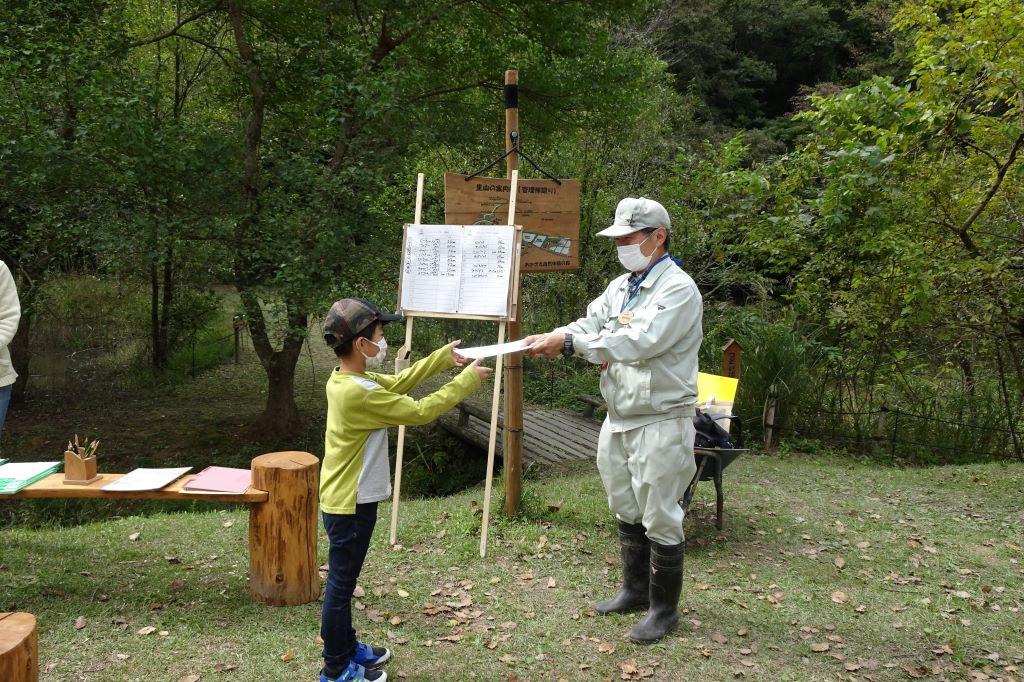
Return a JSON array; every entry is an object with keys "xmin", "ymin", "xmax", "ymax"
[{"xmin": 524, "ymin": 197, "xmax": 702, "ymax": 643}]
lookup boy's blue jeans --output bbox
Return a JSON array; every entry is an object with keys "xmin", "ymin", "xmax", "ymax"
[{"xmin": 321, "ymin": 502, "xmax": 378, "ymax": 677}]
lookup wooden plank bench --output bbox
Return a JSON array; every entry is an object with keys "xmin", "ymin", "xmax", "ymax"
[
  {"xmin": 7, "ymin": 451, "xmax": 320, "ymax": 607},
  {"xmin": 0, "ymin": 612, "xmax": 37, "ymax": 682},
  {"xmin": 438, "ymin": 400, "xmax": 602, "ymax": 466}
]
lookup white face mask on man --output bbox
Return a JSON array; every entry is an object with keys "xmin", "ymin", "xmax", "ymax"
[
  {"xmin": 361, "ymin": 337, "xmax": 387, "ymax": 368},
  {"xmin": 616, "ymin": 232, "xmax": 656, "ymax": 272}
]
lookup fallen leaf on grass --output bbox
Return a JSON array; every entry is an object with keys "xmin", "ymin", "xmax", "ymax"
[
  {"xmin": 222, "ymin": 521, "xmax": 233, "ymax": 528},
  {"xmin": 546, "ymin": 577, "xmax": 557, "ymax": 589},
  {"xmin": 397, "ymin": 589, "xmax": 410, "ymax": 598},
  {"xmin": 740, "ymin": 659, "xmax": 755, "ymax": 668},
  {"xmin": 136, "ymin": 626, "xmax": 156, "ymax": 636},
  {"xmin": 171, "ymin": 579, "xmax": 186, "ymax": 591},
  {"xmin": 280, "ymin": 650, "xmax": 295, "ymax": 662},
  {"xmin": 831, "ymin": 591, "xmax": 849, "ymax": 604},
  {"xmin": 178, "ymin": 676, "xmax": 200, "ymax": 682},
  {"xmin": 710, "ymin": 632, "xmax": 728, "ymax": 645},
  {"xmin": 353, "ymin": 585, "xmax": 365, "ymax": 598},
  {"xmin": 598, "ymin": 641, "xmax": 615, "ymax": 655},
  {"xmin": 74, "ymin": 616, "xmax": 86, "ymax": 630},
  {"xmin": 834, "ymin": 556, "xmax": 846, "ymax": 569},
  {"xmin": 737, "ymin": 628, "xmax": 748, "ymax": 637},
  {"xmin": 128, "ymin": 532, "xmax": 140, "ymax": 541},
  {"xmin": 901, "ymin": 663, "xmax": 926, "ymax": 678},
  {"xmin": 213, "ymin": 663, "xmax": 238, "ymax": 672},
  {"xmin": 809, "ymin": 642, "xmax": 830, "ymax": 652},
  {"xmin": 389, "ymin": 616, "xmax": 403, "ymax": 626}
]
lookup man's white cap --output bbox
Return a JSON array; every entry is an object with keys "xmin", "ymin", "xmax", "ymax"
[{"xmin": 596, "ymin": 197, "xmax": 671, "ymax": 237}]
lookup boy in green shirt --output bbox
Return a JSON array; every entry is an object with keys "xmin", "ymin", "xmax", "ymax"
[{"xmin": 318, "ymin": 298, "xmax": 492, "ymax": 682}]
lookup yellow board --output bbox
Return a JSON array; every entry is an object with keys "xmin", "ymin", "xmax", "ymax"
[{"xmin": 697, "ymin": 372, "xmax": 738, "ymax": 405}]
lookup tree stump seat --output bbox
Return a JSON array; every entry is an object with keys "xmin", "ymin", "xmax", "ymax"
[{"xmin": 0, "ymin": 612, "xmax": 38, "ymax": 682}]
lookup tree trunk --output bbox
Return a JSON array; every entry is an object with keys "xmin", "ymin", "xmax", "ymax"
[
  {"xmin": 240, "ymin": 289, "xmax": 305, "ymax": 436},
  {"xmin": 228, "ymin": 0, "xmax": 304, "ymax": 437},
  {"xmin": 150, "ymin": 260, "xmax": 162, "ymax": 369},
  {"xmin": 261, "ymin": 348, "xmax": 303, "ymax": 434},
  {"xmin": 160, "ymin": 246, "xmax": 173, "ymax": 367}
]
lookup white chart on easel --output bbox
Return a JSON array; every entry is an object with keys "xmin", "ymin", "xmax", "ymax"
[{"xmin": 400, "ymin": 224, "xmax": 515, "ymax": 318}]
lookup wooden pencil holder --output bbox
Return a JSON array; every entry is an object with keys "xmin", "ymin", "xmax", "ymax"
[{"xmin": 63, "ymin": 450, "xmax": 100, "ymax": 485}]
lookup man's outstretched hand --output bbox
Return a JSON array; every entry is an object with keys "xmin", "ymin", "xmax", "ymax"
[{"xmin": 524, "ymin": 332, "xmax": 564, "ymax": 359}]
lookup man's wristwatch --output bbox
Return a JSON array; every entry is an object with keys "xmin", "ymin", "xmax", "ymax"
[{"xmin": 561, "ymin": 333, "xmax": 574, "ymax": 358}]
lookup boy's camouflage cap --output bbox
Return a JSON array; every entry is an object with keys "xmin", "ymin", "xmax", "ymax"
[{"xmin": 323, "ymin": 298, "xmax": 403, "ymax": 348}]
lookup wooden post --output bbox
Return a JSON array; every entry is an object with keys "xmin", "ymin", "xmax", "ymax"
[
  {"xmin": 390, "ymin": 173, "xmax": 424, "ymax": 546},
  {"xmin": 762, "ymin": 385, "xmax": 778, "ymax": 450},
  {"xmin": 721, "ymin": 339, "xmax": 741, "ymax": 379},
  {"xmin": 0, "ymin": 612, "xmax": 38, "ymax": 682},
  {"xmin": 503, "ymin": 68, "xmax": 525, "ymax": 517},
  {"xmin": 872, "ymin": 404, "xmax": 888, "ymax": 456},
  {"xmin": 233, "ymin": 316, "xmax": 244, "ymax": 364},
  {"xmin": 481, "ymin": 319, "xmax": 507, "ymax": 557},
  {"xmin": 249, "ymin": 451, "xmax": 320, "ymax": 606}
]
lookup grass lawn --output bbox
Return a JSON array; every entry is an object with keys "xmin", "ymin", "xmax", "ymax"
[{"xmin": 3, "ymin": 453, "xmax": 1023, "ymax": 681}]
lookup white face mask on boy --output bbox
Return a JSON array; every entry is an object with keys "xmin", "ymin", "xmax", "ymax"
[
  {"xmin": 361, "ymin": 337, "xmax": 387, "ymax": 368},
  {"xmin": 616, "ymin": 232, "xmax": 656, "ymax": 272}
]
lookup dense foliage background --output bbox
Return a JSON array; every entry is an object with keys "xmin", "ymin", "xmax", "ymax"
[{"xmin": 2, "ymin": 0, "xmax": 1021, "ymax": 463}]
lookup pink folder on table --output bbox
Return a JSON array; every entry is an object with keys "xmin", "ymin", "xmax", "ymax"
[{"xmin": 182, "ymin": 466, "xmax": 252, "ymax": 494}]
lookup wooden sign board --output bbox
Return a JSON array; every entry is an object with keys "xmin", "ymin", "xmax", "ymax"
[
  {"xmin": 722, "ymin": 339, "xmax": 742, "ymax": 379},
  {"xmin": 444, "ymin": 172, "xmax": 580, "ymax": 272}
]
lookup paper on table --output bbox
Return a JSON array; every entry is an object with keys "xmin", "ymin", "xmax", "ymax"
[
  {"xmin": 102, "ymin": 467, "xmax": 192, "ymax": 492},
  {"xmin": 182, "ymin": 466, "xmax": 251, "ymax": 494},
  {"xmin": 456, "ymin": 339, "xmax": 535, "ymax": 360}
]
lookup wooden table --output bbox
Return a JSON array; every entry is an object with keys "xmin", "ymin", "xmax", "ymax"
[{"xmin": 6, "ymin": 452, "xmax": 319, "ymax": 606}]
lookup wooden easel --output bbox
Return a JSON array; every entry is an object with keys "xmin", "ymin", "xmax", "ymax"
[{"xmin": 390, "ymin": 171, "xmax": 523, "ymax": 557}]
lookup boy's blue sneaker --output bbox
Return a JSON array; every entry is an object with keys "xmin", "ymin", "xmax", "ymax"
[
  {"xmin": 354, "ymin": 641, "xmax": 392, "ymax": 669},
  {"xmin": 320, "ymin": 661, "xmax": 387, "ymax": 682}
]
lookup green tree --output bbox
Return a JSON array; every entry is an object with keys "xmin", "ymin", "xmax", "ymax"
[{"xmin": 735, "ymin": 0, "xmax": 1024, "ymax": 454}]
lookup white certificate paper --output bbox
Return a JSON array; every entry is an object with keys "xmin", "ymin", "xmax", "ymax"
[
  {"xmin": 456, "ymin": 339, "xmax": 534, "ymax": 359},
  {"xmin": 102, "ymin": 467, "xmax": 193, "ymax": 492}
]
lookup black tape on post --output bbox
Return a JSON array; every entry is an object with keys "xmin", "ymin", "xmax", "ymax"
[{"xmin": 504, "ymin": 83, "xmax": 518, "ymax": 109}]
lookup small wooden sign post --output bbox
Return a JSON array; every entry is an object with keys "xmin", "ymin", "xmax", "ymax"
[{"xmin": 722, "ymin": 339, "xmax": 742, "ymax": 379}]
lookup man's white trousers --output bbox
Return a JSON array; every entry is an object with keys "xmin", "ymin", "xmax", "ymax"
[{"xmin": 596, "ymin": 416, "xmax": 697, "ymax": 545}]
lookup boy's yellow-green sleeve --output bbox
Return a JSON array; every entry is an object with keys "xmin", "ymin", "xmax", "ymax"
[
  {"xmin": 358, "ymin": 365, "xmax": 482, "ymax": 428},
  {"xmin": 369, "ymin": 343, "xmax": 456, "ymax": 395}
]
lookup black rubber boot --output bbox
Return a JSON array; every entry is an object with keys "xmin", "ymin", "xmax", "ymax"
[
  {"xmin": 595, "ymin": 521, "xmax": 650, "ymax": 615},
  {"xmin": 629, "ymin": 540, "xmax": 684, "ymax": 643}
]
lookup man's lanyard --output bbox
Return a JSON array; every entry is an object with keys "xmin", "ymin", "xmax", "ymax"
[{"xmin": 621, "ymin": 254, "xmax": 671, "ymax": 312}]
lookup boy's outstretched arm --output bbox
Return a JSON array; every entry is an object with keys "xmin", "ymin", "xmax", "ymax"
[
  {"xmin": 361, "ymin": 359, "xmax": 493, "ymax": 428},
  {"xmin": 370, "ymin": 340, "xmax": 466, "ymax": 395}
]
